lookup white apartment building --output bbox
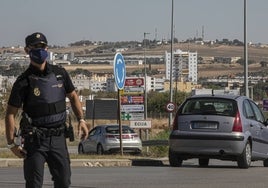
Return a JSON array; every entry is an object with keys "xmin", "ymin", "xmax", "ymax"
[
  {"xmin": 165, "ymin": 49, "xmax": 198, "ymax": 84},
  {"xmin": 71, "ymin": 73, "xmax": 111, "ymax": 92},
  {"xmin": 146, "ymin": 76, "xmax": 165, "ymax": 92},
  {"xmin": 71, "ymin": 74, "xmax": 90, "ymax": 90}
]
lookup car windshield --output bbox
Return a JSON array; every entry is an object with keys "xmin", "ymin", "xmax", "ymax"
[
  {"xmin": 105, "ymin": 126, "xmax": 135, "ymax": 134},
  {"xmin": 180, "ymin": 97, "xmax": 236, "ymax": 116}
]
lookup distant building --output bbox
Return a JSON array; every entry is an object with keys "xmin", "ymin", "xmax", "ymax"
[
  {"xmin": 163, "ymin": 80, "xmax": 195, "ymax": 93},
  {"xmin": 192, "ymin": 88, "xmax": 241, "ymax": 96},
  {"xmin": 106, "ymin": 78, "xmax": 117, "ymax": 92},
  {"xmin": 0, "ymin": 75, "xmax": 16, "ymax": 92},
  {"xmin": 72, "ymin": 73, "xmax": 112, "ymax": 92},
  {"xmin": 165, "ymin": 49, "xmax": 198, "ymax": 84},
  {"xmin": 214, "ymin": 56, "xmax": 241, "ymax": 64},
  {"xmin": 71, "ymin": 74, "xmax": 90, "ymax": 90},
  {"xmin": 146, "ymin": 76, "xmax": 164, "ymax": 92}
]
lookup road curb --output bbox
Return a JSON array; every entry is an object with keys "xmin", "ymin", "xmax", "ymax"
[
  {"xmin": 71, "ymin": 159, "xmax": 132, "ymax": 167},
  {"xmin": 0, "ymin": 158, "xmax": 169, "ymax": 168}
]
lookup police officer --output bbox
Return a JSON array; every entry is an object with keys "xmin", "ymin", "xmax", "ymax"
[{"xmin": 5, "ymin": 32, "xmax": 89, "ymax": 188}]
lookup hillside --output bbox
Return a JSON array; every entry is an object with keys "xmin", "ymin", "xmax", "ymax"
[
  {"xmin": 53, "ymin": 43, "xmax": 268, "ymax": 62},
  {"xmin": 2, "ymin": 43, "xmax": 268, "ymax": 78},
  {"xmin": 60, "ymin": 43, "xmax": 268, "ymax": 78}
]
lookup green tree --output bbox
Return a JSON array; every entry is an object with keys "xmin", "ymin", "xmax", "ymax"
[
  {"xmin": 253, "ymin": 82, "xmax": 268, "ymax": 101},
  {"xmin": 147, "ymin": 91, "xmax": 169, "ymax": 114},
  {"xmin": 69, "ymin": 69, "xmax": 92, "ymax": 77},
  {"xmin": 236, "ymin": 58, "xmax": 255, "ymax": 65}
]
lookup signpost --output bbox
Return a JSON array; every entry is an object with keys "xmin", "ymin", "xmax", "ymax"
[
  {"xmin": 121, "ymin": 96, "xmax": 144, "ymax": 104},
  {"xmin": 125, "ymin": 78, "xmax": 144, "ymax": 87},
  {"xmin": 130, "ymin": 120, "xmax": 152, "ymax": 129},
  {"xmin": 121, "ymin": 104, "xmax": 144, "ymax": 112},
  {"xmin": 121, "ymin": 112, "xmax": 144, "ymax": 121},
  {"xmin": 114, "ymin": 53, "xmax": 126, "ymax": 90},
  {"xmin": 263, "ymin": 99, "xmax": 268, "ymax": 111},
  {"xmin": 113, "ymin": 53, "xmax": 126, "ymax": 155}
]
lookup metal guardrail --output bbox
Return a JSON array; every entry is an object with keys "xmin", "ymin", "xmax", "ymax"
[{"xmin": 142, "ymin": 140, "xmax": 169, "ymax": 146}]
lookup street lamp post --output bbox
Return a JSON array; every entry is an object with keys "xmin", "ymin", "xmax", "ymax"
[
  {"xmin": 144, "ymin": 32, "xmax": 150, "ymax": 120},
  {"xmin": 169, "ymin": 0, "xmax": 174, "ymax": 128},
  {"xmin": 244, "ymin": 0, "xmax": 249, "ymax": 97}
]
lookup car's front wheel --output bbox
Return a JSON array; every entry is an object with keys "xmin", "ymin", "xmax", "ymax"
[
  {"xmin": 263, "ymin": 159, "xmax": 268, "ymax": 167},
  {"xmin": 96, "ymin": 144, "xmax": 104, "ymax": 155},
  {"xmin": 237, "ymin": 141, "xmax": 251, "ymax": 169},
  {"xmin": 169, "ymin": 149, "xmax": 183, "ymax": 167},
  {"xmin": 199, "ymin": 158, "xmax": 209, "ymax": 167}
]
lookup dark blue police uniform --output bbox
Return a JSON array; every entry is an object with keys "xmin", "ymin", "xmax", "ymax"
[{"xmin": 8, "ymin": 63, "xmax": 75, "ymax": 188}]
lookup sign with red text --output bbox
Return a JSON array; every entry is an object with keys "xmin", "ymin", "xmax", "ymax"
[
  {"xmin": 121, "ymin": 96, "xmax": 144, "ymax": 104},
  {"xmin": 125, "ymin": 78, "xmax": 144, "ymax": 87}
]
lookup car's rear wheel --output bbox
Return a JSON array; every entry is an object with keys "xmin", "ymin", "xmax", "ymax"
[
  {"xmin": 198, "ymin": 158, "xmax": 209, "ymax": 167},
  {"xmin": 133, "ymin": 150, "xmax": 142, "ymax": 155},
  {"xmin": 78, "ymin": 144, "xmax": 84, "ymax": 154},
  {"xmin": 97, "ymin": 144, "xmax": 104, "ymax": 155},
  {"xmin": 263, "ymin": 159, "xmax": 268, "ymax": 167},
  {"xmin": 169, "ymin": 149, "xmax": 183, "ymax": 167},
  {"xmin": 237, "ymin": 141, "xmax": 251, "ymax": 169}
]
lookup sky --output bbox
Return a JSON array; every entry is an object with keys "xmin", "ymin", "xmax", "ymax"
[{"xmin": 0, "ymin": 0, "xmax": 268, "ymax": 47}]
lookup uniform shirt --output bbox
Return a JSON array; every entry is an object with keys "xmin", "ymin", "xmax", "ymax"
[{"xmin": 8, "ymin": 63, "xmax": 75, "ymax": 108}]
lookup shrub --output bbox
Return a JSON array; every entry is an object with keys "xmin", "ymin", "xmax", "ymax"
[{"xmin": 144, "ymin": 129, "xmax": 170, "ymax": 157}]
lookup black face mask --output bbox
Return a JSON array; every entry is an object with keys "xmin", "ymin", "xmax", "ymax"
[{"xmin": 29, "ymin": 48, "xmax": 48, "ymax": 64}]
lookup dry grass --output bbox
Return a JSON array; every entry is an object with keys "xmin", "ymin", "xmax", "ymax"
[
  {"xmin": 0, "ymin": 118, "xmax": 170, "ymax": 148},
  {"xmin": 0, "ymin": 119, "xmax": 5, "ymax": 135},
  {"xmin": 0, "ymin": 117, "xmax": 169, "ymax": 158}
]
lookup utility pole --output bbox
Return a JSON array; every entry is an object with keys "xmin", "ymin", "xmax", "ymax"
[
  {"xmin": 144, "ymin": 32, "xmax": 150, "ymax": 120},
  {"xmin": 244, "ymin": 0, "xmax": 249, "ymax": 97},
  {"xmin": 169, "ymin": 0, "xmax": 174, "ymax": 128}
]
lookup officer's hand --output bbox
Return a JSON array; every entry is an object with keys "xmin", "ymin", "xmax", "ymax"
[
  {"xmin": 78, "ymin": 120, "xmax": 88, "ymax": 141},
  {"xmin": 10, "ymin": 146, "xmax": 27, "ymax": 158}
]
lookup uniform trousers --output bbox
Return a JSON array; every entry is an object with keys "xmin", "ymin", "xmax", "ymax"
[{"xmin": 23, "ymin": 134, "xmax": 71, "ymax": 188}]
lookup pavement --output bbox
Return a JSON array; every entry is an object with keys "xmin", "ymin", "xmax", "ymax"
[{"xmin": 0, "ymin": 157, "xmax": 170, "ymax": 168}]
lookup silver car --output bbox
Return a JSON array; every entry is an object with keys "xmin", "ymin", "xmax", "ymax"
[
  {"xmin": 78, "ymin": 124, "xmax": 142, "ymax": 154},
  {"xmin": 169, "ymin": 94, "xmax": 268, "ymax": 168}
]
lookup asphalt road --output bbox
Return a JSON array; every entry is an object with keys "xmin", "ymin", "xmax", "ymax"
[{"xmin": 1, "ymin": 159, "xmax": 268, "ymax": 188}]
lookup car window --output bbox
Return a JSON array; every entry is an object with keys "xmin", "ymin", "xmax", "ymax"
[
  {"xmin": 106, "ymin": 126, "xmax": 135, "ymax": 134},
  {"xmin": 89, "ymin": 128, "xmax": 97, "ymax": 137},
  {"xmin": 122, "ymin": 126, "xmax": 135, "ymax": 133},
  {"xmin": 106, "ymin": 126, "xmax": 119, "ymax": 134},
  {"xmin": 88, "ymin": 127, "xmax": 102, "ymax": 137},
  {"xmin": 180, "ymin": 98, "xmax": 236, "ymax": 116},
  {"xmin": 94, "ymin": 127, "xmax": 101, "ymax": 135},
  {"xmin": 243, "ymin": 100, "xmax": 255, "ymax": 120},
  {"xmin": 249, "ymin": 100, "xmax": 265, "ymax": 122}
]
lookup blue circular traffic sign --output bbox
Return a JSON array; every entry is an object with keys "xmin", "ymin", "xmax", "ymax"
[{"xmin": 113, "ymin": 53, "xmax": 126, "ymax": 90}]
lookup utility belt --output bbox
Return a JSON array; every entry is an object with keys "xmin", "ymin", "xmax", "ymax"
[
  {"xmin": 36, "ymin": 125, "xmax": 66, "ymax": 137},
  {"xmin": 19, "ymin": 112, "xmax": 75, "ymax": 144},
  {"xmin": 21, "ymin": 124, "xmax": 66, "ymax": 138}
]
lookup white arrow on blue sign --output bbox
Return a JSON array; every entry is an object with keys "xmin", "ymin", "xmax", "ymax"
[{"xmin": 113, "ymin": 53, "xmax": 126, "ymax": 90}]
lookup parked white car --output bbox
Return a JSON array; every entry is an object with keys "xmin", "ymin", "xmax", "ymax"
[{"xmin": 78, "ymin": 124, "xmax": 142, "ymax": 155}]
